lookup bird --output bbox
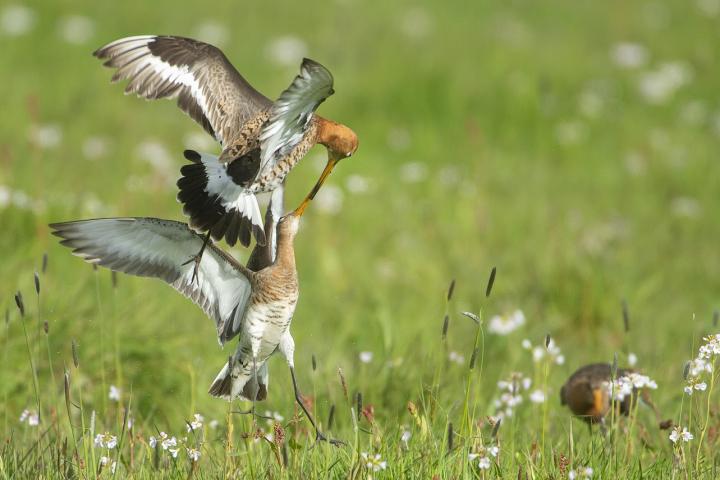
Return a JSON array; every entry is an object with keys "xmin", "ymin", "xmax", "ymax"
[
  {"xmin": 93, "ymin": 36, "xmax": 359, "ymax": 261},
  {"xmin": 49, "ymin": 188, "xmax": 340, "ymax": 444},
  {"xmin": 560, "ymin": 363, "xmax": 633, "ymax": 425}
]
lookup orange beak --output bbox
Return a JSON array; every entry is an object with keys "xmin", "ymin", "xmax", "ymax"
[{"xmin": 291, "ymin": 152, "xmax": 341, "ymax": 217}]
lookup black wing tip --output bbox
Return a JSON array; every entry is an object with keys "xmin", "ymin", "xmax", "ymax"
[{"xmin": 183, "ymin": 149, "xmax": 202, "ymax": 163}]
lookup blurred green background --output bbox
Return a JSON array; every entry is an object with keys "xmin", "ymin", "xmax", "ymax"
[{"xmin": 1, "ymin": 0, "xmax": 719, "ymax": 429}]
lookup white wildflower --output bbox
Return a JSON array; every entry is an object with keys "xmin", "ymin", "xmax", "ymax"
[
  {"xmin": 359, "ymin": 351, "xmax": 373, "ymax": 364},
  {"xmin": 628, "ymin": 352, "xmax": 638, "ymax": 367},
  {"xmin": 108, "ymin": 385, "xmax": 121, "ymax": 402},
  {"xmin": 57, "ymin": 15, "xmax": 94, "ymax": 44},
  {"xmin": 670, "ymin": 426, "xmax": 693, "ymax": 443},
  {"xmin": 488, "ymin": 309, "xmax": 525, "ymax": 335},
  {"xmin": 697, "ymin": 0, "xmax": 720, "ymax": 17},
  {"xmin": 568, "ymin": 466, "xmax": 594, "ymax": 479},
  {"xmin": 94, "ymin": 432, "xmax": 117, "ymax": 449},
  {"xmin": 19, "ymin": 409, "xmax": 39, "ymax": 426},
  {"xmin": 209, "ymin": 419, "xmax": 219, "ymax": 430},
  {"xmin": 314, "ymin": 184, "xmax": 343, "ymax": 215},
  {"xmin": 399, "ymin": 162, "xmax": 427, "ymax": 183},
  {"xmin": 361, "ymin": 452, "xmax": 387, "ymax": 472},
  {"xmin": 638, "ymin": 62, "xmax": 692, "ymax": 104},
  {"xmin": 400, "ymin": 429, "xmax": 411, "ymax": 446},
  {"xmin": 161, "ymin": 434, "xmax": 177, "ymax": 450},
  {"xmin": 478, "ymin": 456, "xmax": 491, "ymax": 469},
  {"xmin": 266, "ymin": 36, "xmax": 307, "ymax": 67},
  {"xmin": 346, "ymin": 174, "xmax": 370, "ymax": 194},
  {"xmin": 399, "ymin": 7, "xmax": 432, "ymax": 39},
  {"xmin": 82, "ymin": 136, "xmax": 108, "ymax": 160},
  {"xmin": 448, "ymin": 351, "xmax": 465, "ymax": 365},
  {"xmin": 187, "ymin": 413, "xmax": 204, "ymax": 431},
  {"xmin": 611, "ymin": 42, "xmax": 648, "ymax": 69},
  {"xmin": 29, "ymin": 124, "xmax": 62, "ymax": 149},
  {"xmin": 193, "ymin": 21, "xmax": 229, "ymax": 47},
  {"xmin": 149, "ymin": 436, "xmax": 157, "ymax": 448},
  {"xmin": 1, "ymin": 5, "xmax": 35, "ymax": 36},
  {"xmin": 530, "ymin": 390, "xmax": 546, "ymax": 404},
  {"xmin": 386, "ymin": 127, "xmax": 411, "ymax": 151},
  {"xmin": 187, "ymin": 447, "xmax": 201, "ymax": 462},
  {"xmin": 168, "ymin": 448, "xmax": 179, "ymax": 458},
  {"xmin": 555, "ymin": 121, "xmax": 587, "ymax": 146}
]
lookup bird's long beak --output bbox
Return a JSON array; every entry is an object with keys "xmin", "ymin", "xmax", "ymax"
[{"xmin": 291, "ymin": 151, "xmax": 342, "ymax": 217}]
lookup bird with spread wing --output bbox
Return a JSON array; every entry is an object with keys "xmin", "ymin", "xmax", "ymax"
[
  {"xmin": 50, "ymin": 188, "xmax": 341, "ymax": 444},
  {"xmin": 93, "ymin": 35, "xmax": 358, "ymax": 272}
]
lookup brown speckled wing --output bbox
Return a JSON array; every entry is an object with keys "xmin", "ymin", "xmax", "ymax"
[{"xmin": 94, "ymin": 35, "xmax": 272, "ymax": 145}]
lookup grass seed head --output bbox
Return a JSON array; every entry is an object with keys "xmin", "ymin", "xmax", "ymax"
[
  {"xmin": 71, "ymin": 339, "xmax": 79, "ymax": 368},
  {"xmin": 356, "ymin": 392, "xmax": 363, "ymax": 420},
  {"xmin": 42, "ymin": 252, "xmax": 48, "ymax": 273},
  {"xmin": 112, "ymin": 270, "xmax": 118, "ymax": 289},
  {"xmin": 338, "ymin": 368, "xmax": 348, "ymax": 402},
  {"xmin": 622, "ymin": 299, "xmax": 630, "ymax": 332},
  {"xmin": 14, "ymin": 291, "xmax": 25, "ymax": 317},
  {"xmin": 486, "ymin": 266, "xmax": 497, "ymax": 297},
  {"xmin": 545, "ymin": 333, "xmax": 551, "ymax": 350},
  {"xmin": 327, "ymin": 404, "xmax": 335, "ymax": 430},
  {"xmin": 442, "ymin": 314, "xmax": 450, "ymax": 339},
  {"xmin": 34, "ymin": 271, "xmax": 40, "ymax": 296},
  {"xmin": 447, "ymin": 279, "xmax": 456, "ymax": 301},
  {"xmin": 43, "ymin": 320, "xmax": 48, "ymax": 334},
  {"xmin": 311, "ymin": 354, "xmax": 317, "ymax": 371},
  {"xmin": 469, "ymin": 347, "xmax": 478, "ymax": 370},
  {"xmin": 447, "ymin": 422, "xmax": 454, "ymax": 451}
]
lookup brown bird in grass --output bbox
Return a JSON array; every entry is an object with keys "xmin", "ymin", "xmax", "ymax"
[
  {"xmin": 50, "ymin": 186, "xmax": 340, "ymax": 444},
  {"xmin": 560, "ymin": 363, "xmax": 633, "ymax": 425},
  {"xmin": 93, "ymin": 36, "xmax": 358, "ymax": 262}
]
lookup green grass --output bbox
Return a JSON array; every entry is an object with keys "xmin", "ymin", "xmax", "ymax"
[{"xmin": 2, "ymin": 0, "xmax": 720, "ymax": 477}]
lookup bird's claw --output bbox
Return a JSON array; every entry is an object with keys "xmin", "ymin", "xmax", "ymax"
[{"xmin": 181, "ymin": 254, "xmax": 202, "ymax": 285}]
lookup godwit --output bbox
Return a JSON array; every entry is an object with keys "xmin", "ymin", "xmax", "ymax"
[
  {"xmin": 93, "ymin": 36, "xmax": 358, "ymax": 258},
  {"xmin": 50, "ymin": 190, "xmax": 339, "ymax": 444}
]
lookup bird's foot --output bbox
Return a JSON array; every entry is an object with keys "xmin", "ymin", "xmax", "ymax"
[{"xmin": 181, "ymin": 254, "xmax": 202, "ymax": 285}]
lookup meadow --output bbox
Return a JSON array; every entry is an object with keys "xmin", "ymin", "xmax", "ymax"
[{"xmin": 1, "ymin": 0, "xmax": 720, "ymax": 477}]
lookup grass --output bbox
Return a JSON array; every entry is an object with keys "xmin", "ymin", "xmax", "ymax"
[{"xmin": 2, "ymin": 0, "xmax": 720, "ymax": 477}]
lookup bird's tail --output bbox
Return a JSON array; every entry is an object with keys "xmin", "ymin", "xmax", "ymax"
[
  {"xmin": 177, "ymin": 150, "xmax": 265, "ymax": 247},
  {"xmin": 208, "ymin": 356, "xmax": 269, "ymax": 401}
]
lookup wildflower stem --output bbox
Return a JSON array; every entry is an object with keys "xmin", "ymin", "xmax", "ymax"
[
  {"xmin": 461, "ymin": 311, "xmax": 483, "ymax": 434},
  {"xmin": 19, "ymin": 305, "xmax": 42, "ymax": 426},
  {"xmin": 694, "ymin": 357, "xmax": 716, "ymax": 471}
]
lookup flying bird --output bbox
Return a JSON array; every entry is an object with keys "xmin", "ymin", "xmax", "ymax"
[
  {"xmin": 93, "ymin": 36, "xmax": 358, "ymax": 262},
  {"xmin": 50, "ymin": 190, "xmax": 339, "ymax": 444}
]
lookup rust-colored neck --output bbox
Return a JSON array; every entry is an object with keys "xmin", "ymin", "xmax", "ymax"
[{"xmin": 275, "ymin": 226, "xmax": 296, "ymax": 271}]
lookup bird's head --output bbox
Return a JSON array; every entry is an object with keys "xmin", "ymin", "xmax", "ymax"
[
  {"xmin": 278, "ymin": 209, "xmax": 302, "ymax": 238},
  {"xmin": 321, "ymin": 121, "xmax": 359, "ymax": 162}
]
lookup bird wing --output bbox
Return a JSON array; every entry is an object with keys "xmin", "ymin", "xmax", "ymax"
[
  {"xmin": 50, "ymin": 217, "xmax": 253, "ymax": 345},
  {"xmin": 93, "ymin": 35, "xmax": 272, "ymax": 145},
  {"xmin": 246, "ymin": 183, "xmax": 285, "ymax": 271},
  {"xmin": 256, "ymin": 58, "xmax": 334, "ymax": 178}
]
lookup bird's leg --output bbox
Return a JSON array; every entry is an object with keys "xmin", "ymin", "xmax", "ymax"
[
  {"xmin": 289, "ymin": 366, "xmax": 344, "ymax": 446},
  {"xmin": 181, "ymin": 231, "xmax": 211, "ymax": 284}
]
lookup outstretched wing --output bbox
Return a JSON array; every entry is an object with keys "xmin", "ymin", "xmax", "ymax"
[
  {"xmin": 93, "ymin": 35, "xmax": 272, "ymax": 145},
  {"xmin": 51, "ymin": 218, "xmax": 253, "ymax": 344},
  {"xmin": 257, "ymin": 58, "xmax": 334, "ymax": 177}
]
